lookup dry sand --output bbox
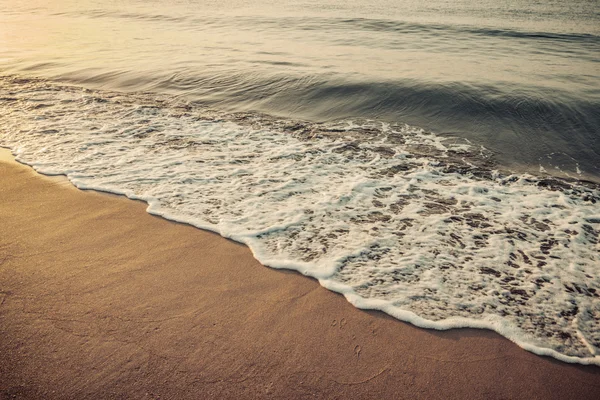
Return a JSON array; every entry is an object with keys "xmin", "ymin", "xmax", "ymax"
[{"xmin": 1, "ymin": 151, "xmax": 599, "ymax": 399}]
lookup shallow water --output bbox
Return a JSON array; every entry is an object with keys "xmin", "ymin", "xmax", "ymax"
[{"xmin": 1, "ymin": 0, "xmax": 599, "ymax": 365}]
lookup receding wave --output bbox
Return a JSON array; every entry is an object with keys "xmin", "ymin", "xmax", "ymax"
[{"xmin": 1, "ymin": 76, "xmax": 599, "ymax": 365}]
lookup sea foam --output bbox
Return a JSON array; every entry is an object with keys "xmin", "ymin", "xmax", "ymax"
[{"xmin": 1, "ymin": 76, "xmax": 599, "ymax": 365}]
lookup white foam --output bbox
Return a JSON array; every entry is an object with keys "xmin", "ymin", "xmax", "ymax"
[{"xmin": 1, "ymin": 77, "xmax": 599, "ymax": 365}]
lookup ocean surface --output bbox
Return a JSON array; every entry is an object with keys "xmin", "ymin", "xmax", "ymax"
[{"xmin": 1, "ymin": 0, "xmax": 599, "ymax": 365}]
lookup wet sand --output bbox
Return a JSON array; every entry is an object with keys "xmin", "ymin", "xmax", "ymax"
[{"xmin": 1, "ymin": 151, "xmax": 599, "ymax": 399}]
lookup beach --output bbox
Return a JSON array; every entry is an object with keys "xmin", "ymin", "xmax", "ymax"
[
  {"xmin": 2, "ymin": 0, "xmax": 600, "ymax": 367},
  {"xmin": 1, "ymin": 0, "xmax": 599, "ymax": 397},
  {"xmin": 1, "ymin": 151, "xmax": 599, "ymax": 399}
]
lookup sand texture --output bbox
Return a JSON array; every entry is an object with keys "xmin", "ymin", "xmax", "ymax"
[{"xmin": 1, "ymin": 153, "xmax": 599, "ymax": 399}]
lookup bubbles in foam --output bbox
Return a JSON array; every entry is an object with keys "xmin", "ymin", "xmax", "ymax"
[{"xmin": 1, "ymin": 76, "xmax": 599, "ymax": 365}]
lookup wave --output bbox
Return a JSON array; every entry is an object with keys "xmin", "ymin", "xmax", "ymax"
[
  {"xmin": 322, "ymin": 17, "xmax": 600, "ymax": 44},
  {"xmin": 66, "ymin": 70, "xmax": 600, "ymax": 181},
  {"xmin": 53, "ymin": 69, "xmax": 600, "ymax": 182},
  {"xmin": 1, "ymin": 76, "xmax": 599, "ymax": 365}
]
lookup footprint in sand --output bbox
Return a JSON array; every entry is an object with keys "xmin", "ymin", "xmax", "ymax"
[
  {"xmin": 331, "ymin": 318, "xmax": 347, "ymax": 329},
  {"xmin": 354, "ymin": 345, "xmax": 362, "ymax": 360}
]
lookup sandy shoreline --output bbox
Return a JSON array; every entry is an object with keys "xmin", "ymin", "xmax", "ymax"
[{"xmin": 1, "ymin": 151, "xmax": 599, "ymax": 399}]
